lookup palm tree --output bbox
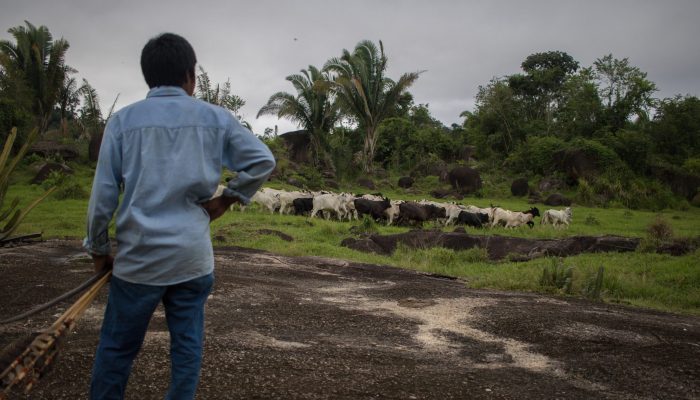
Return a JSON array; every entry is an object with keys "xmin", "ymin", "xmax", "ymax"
[
  {"xmin": 78, "ymin": 79, "xmax": 118, "ymax": 161},
  {"xmin": 0, "ymin": 21, "xmax": 70, "ymax": 134},
  {"xmin": 257, "ymin": 65, "xmax": 339, "ymax": 166},
  {"xmin": 323, "ymin": 40, "xmax": 421, "ymax": 172}
]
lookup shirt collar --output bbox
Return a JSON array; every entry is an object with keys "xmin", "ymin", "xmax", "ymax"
[{"xmin": 146, "ymin": 86, "xmax": 189, "ymax": 98}]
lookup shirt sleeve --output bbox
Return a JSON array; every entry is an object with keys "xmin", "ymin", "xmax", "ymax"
[
  {"xmin": 221, "ymin": 119, "xmax": 276, "ymax": 204},
  {"xmin": 83, "ymin": 116, "xmax": 123, "ymax": 256}
]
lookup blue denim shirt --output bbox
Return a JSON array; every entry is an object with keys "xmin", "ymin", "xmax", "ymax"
[{"xmin": 83, "ymin": 86, "xmax": 275, "ymax": 285}]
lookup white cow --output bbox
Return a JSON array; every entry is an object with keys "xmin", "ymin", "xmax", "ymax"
[
  {"xmin": 541, "ymin": 207, "xmax": 572, "ymax": 228},
  {"xmin": 491, "ymin": 207, "xmax": 538, "ymax": 228},
  {"xmin": 310, "ymin": 193, "xmax": 355, "ymax": 221},
  {"xmin": 251, "ymin": 189, "xmax": 280, "ymax": 213}
]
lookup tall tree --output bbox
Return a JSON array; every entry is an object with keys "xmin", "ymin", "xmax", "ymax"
[
  {"xmin": 257, "ymin": 65, "xmax": 339, "ymax": 166},
  {"xmin": 324, "ymin": 40, "xmax": 421, "ymax": 172},
  {"xmin": 508, "ymin": 51, "xmax": 579, "ymax": 131},
  {"xmin": 593, "ymin": 54, "xmax": 657, "ymax": 131},
  {"xmin": 557, "ymin": 67, "xmax": 603, "ymax": 138},
  {"xmin": 0, "ymin": 21, "xmax": 70, "ymax": 134}
]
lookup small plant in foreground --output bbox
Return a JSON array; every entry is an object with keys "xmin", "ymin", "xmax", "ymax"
[
  {"xmin": 582, "ymin": 266, "xmax": 605, "ymax": 301},
  {"xmin": 639, "ymin": 216, "xmax": 674, "ymax": 252},
  {"xmin": 539, "ymin": 258, "xmax": 573, "ymax": 294},
  {"xmin": 584, "ymin": 214, "xmax": 600, "ymax": 226},
  {"xmin": 350, "ymin": 215, "xmax": 378, "ymax": 235}
]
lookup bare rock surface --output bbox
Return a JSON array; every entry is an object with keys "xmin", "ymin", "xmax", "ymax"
[
  {"xmin": 1, "ymin": 240, "xmax": 698, "ymax": 399},
  {"xmin": 342, "ymin": 231, "xmax": 641, "ymax": 260}
]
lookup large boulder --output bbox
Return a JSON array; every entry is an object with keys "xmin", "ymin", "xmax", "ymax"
[
  {"xmin": 538, "ymin": 177, "xmax": 565, "ymax": 193},
  {"xmin": 398, "ymin": 176, "xmax": 414, "ymax": 189},
  {"xmin": 544, "ymin": 193, "xmax": 572, "ymax": 206},
  {"xmin": 447, "ymin": 166, "xmax": 482, "ymax": 194},
  {"xmin": 357, "ymin": 178, "xmax": 376, "ymax": 190},
  {"xmin": 31, "ymin": 162, "xmax": 73, "ymax": 184},
  {"xmin": 459, "ymin": 145, "xmax": 477, "ymax": 163},
  {"xmin": 692, "ymin": 193, "xmax": 700, "ymax": 208},
  {"xmin": 510, "ymin": 178, "xmax": 529, "ymax": 197},
  {"xmin": 650, "ymin": 165, "xmax": 700, "ymax": 201},
  {"xmin": 553, "ymin": 149, "xmax": 598, "ymax": 183},
  {"xmin": 279, "ymin": 130, "xmax": 311, "ymax": 164},
  {"xmin": 29, "ymin": 141, "xmax": 80, "ymax": 162}
]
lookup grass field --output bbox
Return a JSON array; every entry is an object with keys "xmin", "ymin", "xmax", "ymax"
[{"xmin": 5, "ymin": 162, "xmax": 700, "ymax": 315}]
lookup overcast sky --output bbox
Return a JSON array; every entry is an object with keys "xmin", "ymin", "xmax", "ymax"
[{"xmin": 2, "ymin": 0, "xmax": 700, "ymax": 135}]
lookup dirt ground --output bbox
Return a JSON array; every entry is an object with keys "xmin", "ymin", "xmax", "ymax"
[{"xmin": 1, "ymin": 240, "xmax": 698, "ymax": 399}]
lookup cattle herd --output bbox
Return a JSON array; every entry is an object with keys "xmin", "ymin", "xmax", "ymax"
[{"xmin": 217, "ymin": 187, "xmax": 574, "ymax": 229}]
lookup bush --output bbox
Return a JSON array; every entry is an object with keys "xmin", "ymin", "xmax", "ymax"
[
  {"xmin": 41, "ymin": 170, "xmax": 67, "ymax": 190},
  {"xmin": 539, "ymin": 258, "xmax": 573, "ymax": 294},
  {"xmin": 639, "ymin": 216, "xmax": 674, "ymax": 252},
  {"xmin": 582, "ymin": 266, "xmax": 605, "ymax": 301},
  {"xmin": 458, "ymin": 247, "xmax": 489, "ymax": 263},
  {"xmin": 682, "ymin": 157, "xmax": 700, "ymax": 176},
  {"xmin": 506, "ymin": 135, "xmax": 567, "ymax": 175},
  {"xmin": 54, "ymin": 179, "xmax": 89, "ymax": 200}
]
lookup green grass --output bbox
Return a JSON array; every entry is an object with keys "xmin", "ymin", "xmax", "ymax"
[{"xmin": 5, "ymin": 163, "xmax": 700, "ymax": 315}]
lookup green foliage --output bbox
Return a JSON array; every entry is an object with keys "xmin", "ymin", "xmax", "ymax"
[
  {"xmin": 682, "ymin": 158, "xmax": 700, "ymax": 176},
  {"xmin": 507, "ymin": 135, "xmax": 567, "ymax": 174},
  {"xmin": 324, "ymin": 40, "xmax": 421, "ymax": 172},
  {"xmin": 257, "ymin": 65, "xmax": 338, "ymax": 166},
  {"xmin": 351, "ymin": 215, "xmax": 379, "ymax": 235},
  {"xmin": 196, "ymin": 66, "xmax": 246, "ymax": 117},
  {"xmin": 582, "ymin": 266, "xmax": 605, "ymax": 300},
  {"xmin": 0, "ymin": 21, "xmax": 71, "ymax": 133},
  {"xmin": 539, "ymin": 258, "xmax": 574, "ymax": 294},
  {"xmin": 649, "ymin": 95, "xmax": 700, "ymax": 166},
  {"xmin": 1, "ymin": 127, "xmax": 55, "ymax": 240},
  {"xmin": 584, "ymin": 214, "xmax": 600, "ymax": 226},
  {"xmin": 593, "ymin": 54, "xmax": 657, "ymax": 131},
  {"xmin": 41, "ymin": 169, "xmax": 66, "ymax": 190}
]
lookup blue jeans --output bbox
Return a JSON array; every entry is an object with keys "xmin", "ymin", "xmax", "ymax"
[{"xmin": 90, "ymin": 273, "xmax": 214, "ymax": 400}]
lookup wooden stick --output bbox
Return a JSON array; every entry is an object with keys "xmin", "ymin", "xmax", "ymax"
[{"xmin": 0, "ymin": 271, "xmax": 111, "ymax": 396}]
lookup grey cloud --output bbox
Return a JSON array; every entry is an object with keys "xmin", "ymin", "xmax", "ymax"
[{"xmin": 1, "ymin": 0, "xmax": 699, "ymax": 134}]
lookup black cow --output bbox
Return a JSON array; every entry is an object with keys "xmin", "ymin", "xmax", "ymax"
[
  {"xmin": 421, "ymin": 204, "xmax": 447, "ymax": 220},
  {"xmin": 292, "ymin": 198, "xmax": 314, "ymax": 216},
  {"xmin": 456, "ymin": 211, "xmax": 489, "ymax": 228},
  {"xmin": 354, "ymin": 197, "xmax": 391, "ymax": 221},
  {"xmin": 397, "ymin": 202, "xmax": 428, "ymax": 226}
]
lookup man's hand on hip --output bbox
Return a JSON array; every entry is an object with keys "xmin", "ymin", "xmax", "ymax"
[
  {"xmin": 93, "ymin": 254, "xmax": 114, "ymax": 274},
  {"xmin": 200, "ymin": 196, "xmax": 240, "ymax": 222}
]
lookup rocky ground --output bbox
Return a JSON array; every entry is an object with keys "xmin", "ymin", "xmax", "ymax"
[{"xmin": 1, "ymin": 240, "xmax": 698, "ymax": 399}]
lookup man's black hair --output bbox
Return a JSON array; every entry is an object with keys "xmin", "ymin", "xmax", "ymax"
[{"xmin": 140, "ymin": 33, "xmax": 197, "ymax": 88}]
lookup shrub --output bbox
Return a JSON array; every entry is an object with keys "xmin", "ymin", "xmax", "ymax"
[
  {"xmin": 582, "ymin": 266, "xmax": 605, "ymax": 301},
  {"xmin": 539, "ymin": 258, "xmax": 573, "ymax": 294},
  {"xmin": 506, "ymin": 135, "xmax": 567, "ymax": 175},
  {"xmin": 458, "ymin": 247, "xmax": 489, "ymax": 263},
  {"xmin": 584, "ymin": 214, "xmax": 600, "ymax": 226},
  {"xmin": 639, "ymin": 216, "xmax": 674, "ymax": 252},
  {"xmin": 350, "ymin": 215, "xmax": 378, "ymax": 236},
  {"xmin": 41, "ymin": 170, "xmax": 66, "ymax": 190},
  {"xmin": 647, "ymin": 216, "xmax": 674, "ymax": 244},
  {"xmin": 54, "ymin": 178, "xmax": 89, "ymax": 200}
]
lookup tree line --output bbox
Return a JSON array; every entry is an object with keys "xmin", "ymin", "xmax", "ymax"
[{"xmin": 1, "ymin": 21, "xmax": 698, "ymax": 209}]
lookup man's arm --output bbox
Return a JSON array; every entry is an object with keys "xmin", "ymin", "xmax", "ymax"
[{"xmin": 83, "ymin": 116, "xmax": 123, "ymax": 270}]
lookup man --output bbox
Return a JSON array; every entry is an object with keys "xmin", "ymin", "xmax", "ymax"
[{"xmin": 83, "ymin": 33, "xmax": 275, "ymax": 399}]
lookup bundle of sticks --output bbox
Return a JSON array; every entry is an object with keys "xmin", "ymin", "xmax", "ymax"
[{"xmin": 0, "ymin": 270, "xmax": 111, "ymax": 398}]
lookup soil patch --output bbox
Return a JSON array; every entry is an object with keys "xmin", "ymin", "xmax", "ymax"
[{"xmin": 1, "ymin": 240, "xmax": 698, "ymax": 399}]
